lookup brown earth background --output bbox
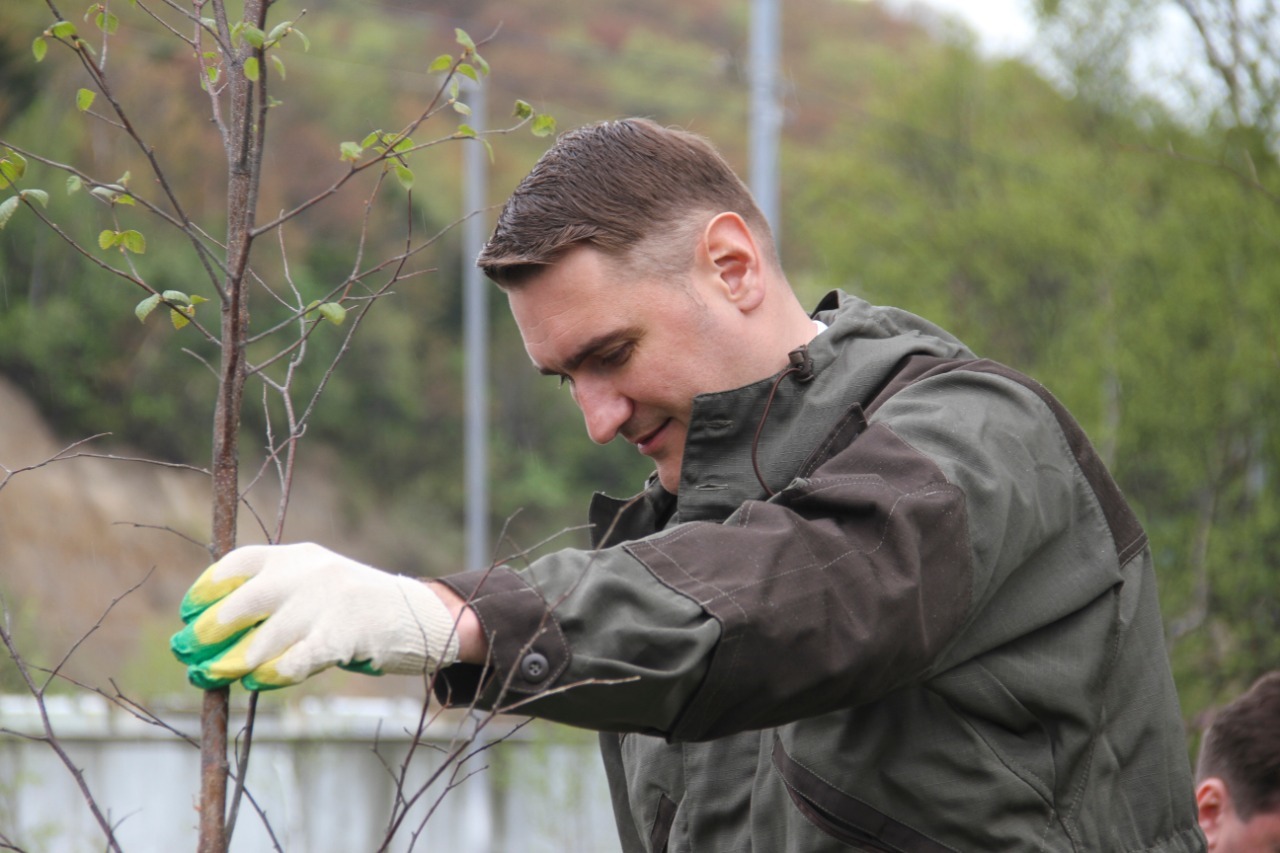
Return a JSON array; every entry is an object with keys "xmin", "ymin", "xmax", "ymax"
[{"xmin": 0, "ymin": 374, "xmax": 425, "ymax": 700}]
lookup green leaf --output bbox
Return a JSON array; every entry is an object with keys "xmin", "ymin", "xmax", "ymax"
[
  {"xmin": 135, "ymin": 293, "xmax": 161, "ymax": 322},
  {"xmin": 317, "ymin": 302, "xmax": 347, "ymax": 325},
  {"xmin": 170, "ymin": 307, "xmax": 192, "ymax": 330},
  {"xmin": 428, "ymin": 53, "xmax": 452, "ymax": 73},
  {"xmin": 189, "ymin": 295, "xmax": 210, "ymax": 306},
  {"xmin": 0, "ymin": 196, "xmax": 19, "ymax": 230},
  {"xmin": 51, "ymin": 21, "xmax": 77, "ymax": 39},
  {"xmin": 513, "ymin": 99, "xmax": 534, "ymax": 120},
  {"xmin": 66, "ymin": 175, "xmax": 83, "ymax": 194},
  {"xmin": 95, "ymin": 11, "xmax": 119, "ymax": 34},
  {"xmin": 531, "ymin": 114, "xmax": 557, "ymax": 138},
  {"xmin": 481, "ymin": 137, "xmax": 495, "ymax": 164},
  {"xmin": 76, "ymin": 88, "xmax": 96, "ymax": 112},
  {"xmin": 122, "ymin": 229, "xmax": 146, "ymax": 254},
  {"xmin": 271, "ymin": 54, "xmax": 286, "ymax": 79},
  {"xmin": 244, "ymin": 57, "xmax": 259, "ymax": 82},
  {"xmin": 452, "ymin": 100, "xmax": 471, "ymax": 116},
  {"xmin": 33, "ymin": 37, "xmax": 48, "ymax": 62},
  {"xmin": 161, "ymin": 289, "xmax": 189, "ymax": 303},
  {"xmin": 473, "ymin": 53, "xmax": 490, "ymax": 76},
  {"xmin": 19, "ymin": 189, "xmax": 49, "ymax": 208},
  {"xmin": 98, "ymin": 229, "xmax": 118, "ymax": 250},
  {"xmin": 391, "ymin": 136, "xmax": 414, "ymax": 154},
  {"xmin": 304, "ymin": 299, "xmax": 322, "ymax": 315},
  {"xmin": 456, "ymin": 124, "xmax": 476, "ymax": 138},
  {"xmin": 0, "ymin": 150, "xmax": 27, "ymax": 187},
  {"xmin": 449, "ymin": 78, "xmax": 460, "ymax": 100},
  {"xmin": 393, "ymin": 163, "xmax": 414, "ymax": 191},
  {"xmin": 361, "ymin": 130, "xmax": 382, "ymax": 148},
  {"xmin": 242, "ymin": 25, "xmax": 265, "ymax": 48},
  {"xmin": 90, "ymin": 186, "xmax": 117, "ymax": 202},
  {"xmin": 457, "ymin": 63, "xmax": 478, "ymax": 82},
  {"xmin": 206, "ymin": 66, "xmax": 219, "ymax": 85},
  {"xmin": 455, "ymin": 28, "xmax": 476, "ymax": 52},
  {"xmin": 267, "ymin": 20, "xmax": 293, "ymax": 43},
  {"xmin": 115, "ymin": 193, "xmax": 136, "ymax": 206},
  {"xmin": 293, "ymin": 28, "xmax": 310, "ymax": 52},
  {"xmin": 339, "ymin": 141, "xmax": 363, "ymax": 162}
]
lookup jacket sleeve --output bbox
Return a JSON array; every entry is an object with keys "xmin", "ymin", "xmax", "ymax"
[{"xmin": 437, "ymin": 368, "xmax": 1109, "ymax": 741}]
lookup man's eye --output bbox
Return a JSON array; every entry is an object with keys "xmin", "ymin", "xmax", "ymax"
[{"xmin": 599, "ymin": 344, "xmax": 633, "ymax": 368}]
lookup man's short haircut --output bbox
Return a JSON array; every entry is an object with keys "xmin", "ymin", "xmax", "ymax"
[
  {"xmin": 1196, "ymin": 670, "xmax": 1280, "ymax": 820},
  {"xmin": 476, "ymin": 117, "xmax": 778, "ymax": 287}
]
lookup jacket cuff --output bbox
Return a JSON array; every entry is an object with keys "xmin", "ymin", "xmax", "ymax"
[{"xmin": 431, "ymin": 567, "xmax": 570, "ymax": 709}]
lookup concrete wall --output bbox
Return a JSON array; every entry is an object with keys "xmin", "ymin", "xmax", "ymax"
[{"xmin": 0, "ymin": 694, "xmax": 622, "ymax": 852}]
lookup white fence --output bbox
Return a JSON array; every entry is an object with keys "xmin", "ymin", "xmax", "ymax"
[{"xmin": 0, "ymin": 694, "xmax": 622, "ymax": 853}]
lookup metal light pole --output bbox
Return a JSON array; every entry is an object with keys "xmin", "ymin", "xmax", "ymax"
[
  {"xmin": 463, "ymin": 79, "xmax": 489, "ymax": 572},
  {"xmin": 750, "ymin": 0, "xmax": 782, "ymax": 245}
]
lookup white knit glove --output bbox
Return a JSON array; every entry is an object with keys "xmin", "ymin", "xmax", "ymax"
[{"xmin": 171, "ymin": 543, "xmax": 459, "ymax": 691}]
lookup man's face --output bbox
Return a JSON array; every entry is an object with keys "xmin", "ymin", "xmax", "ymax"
[
  {"xmin": 1197, "ymin": 779, "xmax": 1280, "ymax": 852},
  {"xmin": 507, "ymin": 246, "xmax": 760, "ymax": 493}
]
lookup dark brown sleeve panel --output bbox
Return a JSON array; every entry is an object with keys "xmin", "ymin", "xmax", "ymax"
[
  {"xmin": 432, "ymin": 566, "xmax": 570, "ymax": 707},
  {"xmin": 628, "ymin": 423, "xmax": 973, "ymax": 742}
]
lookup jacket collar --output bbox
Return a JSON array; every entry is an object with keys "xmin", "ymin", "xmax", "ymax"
[{"xmin": 589, "ymin": 291, "xmax": 974, "ymax": 538}]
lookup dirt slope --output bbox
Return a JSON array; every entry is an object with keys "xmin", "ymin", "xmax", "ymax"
[{"xmin": 0, "ymin": 374, "xmax": 419, "ymax": 698}]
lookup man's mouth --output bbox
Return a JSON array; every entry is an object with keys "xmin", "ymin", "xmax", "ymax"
[{"xmin": 631, "ymin": 419, "xmax": 670, "ymax": 455}]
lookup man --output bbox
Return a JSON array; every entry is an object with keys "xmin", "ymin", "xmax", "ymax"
[
  {"xmin": 173, "ymin": 119, "xmax": 1205, "ymax": 851},
  {"xmin": 1195, "ymin": 671, "xmax": 1280, "ymax": 851}
]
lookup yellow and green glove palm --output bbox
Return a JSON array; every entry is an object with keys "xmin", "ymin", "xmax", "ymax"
[{"xmin": 171, "ymin": 543, "xmax": 459, "ymax": 691}]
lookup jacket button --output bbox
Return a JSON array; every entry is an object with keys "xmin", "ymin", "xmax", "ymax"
[{"xmin": 520, "ymin": 652, "xmax": 550, "ymax": 682}]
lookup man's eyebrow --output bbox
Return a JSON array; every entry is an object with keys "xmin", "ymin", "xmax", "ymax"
[{"xmin": 536, "ymin": 327, "xmax": 641, "ymax": 376}]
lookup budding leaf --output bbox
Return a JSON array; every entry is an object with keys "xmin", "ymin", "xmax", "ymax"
[
  {"xmin": 238, "ymin": 24, "xmax": 265, "ymax": 48},
  {"xmin": 267, "ymin": 20, "xmax": 293, "ymax": 43},
  {"xmin": 95, "ymin": 11, "xmax": 119, "ymax": 34},
  {"xmin": 428, "ymin": 53, "xmax": 452, "ymax": 73},
  {"xmin": 0, "ymin": 150, "xmax": 28, "ymax": 188},
  {"xmin": 161, "ymin": 289, "xmax": 189, "ymax": 304},
  {"xmin": 0, "ymin": 197, "xmax": 19, "ymax": 230},
  {"xmin": 532, "ymin": 114, "xmax": 557, "ymax": 137},
  {"xmin": 122, "ymin": 229, "xmax": 146, "ymax": 254},
  {"xmin": 98, "ymin": 229, "xmax": 117, "ymax": 250},
  {"xmin": 452, "ymin": 100, "xmax": 471, "ymax": 116},
  {"xmin": 67, "ymin": 175, "xmax": 83, "ymax": 194},
  {"xmin": 170, "ymin": 307, "xmax": 192, "ymax": 330},
  {"xmin": 473, "ymin": 53, "xmax": 490, "ymax": 76},
  {"xmin": 135, "ymin": 293, "xmax": 161, "ymax": 322},
  {"xmin": 76, "ymin": 88, "xmax": 96, "ymax": 112},
  {"xmin": 513, "ymin": 99, "xmax": 534, "ymax": 120},
  {"xmin": 19, "ymin": 189, "xmax": 49, "ymax": 208},
  {"xmin": 51, "ymin": 21, "xmax": 77, "ymax": 39},
  {"xmin": 317, "ymin": 302, "xmax": 347, "ymax": 325},
  {"xmin": 244, "ymin": 57, "xmax": 259, "ymax": 82},
  {"xmin": 455, "ymin": 28, "xmax": 476, "ymax": 52},
  {"xmin": 33, "ymin": 37, "xmax": 48, "ymax": 62},
  {"xmin": 456, "ymin": 124, "xmax": 476, "ymax": 138},
  {"xmin": 457, "ymin": 63, "xmax": 477, "ymax": 82},
  {"xmin": 394, "ymin": 163, "xmax": 414, "ymax": 190},
  {"xmin": 271, "ymin": 55, "xmax": 286, "ymax": 79},
  {"xmin": 339, "ymin": 141, "xmax": 363, "ymax": 162}
]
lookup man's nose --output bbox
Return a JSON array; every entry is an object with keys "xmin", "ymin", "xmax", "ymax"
[{"xmin": 574, "ymin": 380, "xmax": 632, "ymax": 445}]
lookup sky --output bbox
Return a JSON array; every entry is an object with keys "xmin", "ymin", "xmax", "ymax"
[
  {"xmin": 884, "ymin": 0, "xmax": 1210, "ymax": 114},
  {"xmin": 895, "ymin": 0, "xmax": 1039, "ymax": 56}
]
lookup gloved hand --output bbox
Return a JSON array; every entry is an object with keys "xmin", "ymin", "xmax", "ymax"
[{"xmin": 170, "ymin": 543, "xmax": 460, "ymax": 691}]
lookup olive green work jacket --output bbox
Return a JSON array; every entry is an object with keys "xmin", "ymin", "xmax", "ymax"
[{"xmin": 437, "ymin": 291, "xmax": 1205, "ymax": 853}]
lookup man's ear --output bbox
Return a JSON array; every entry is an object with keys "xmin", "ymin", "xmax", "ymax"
[
  {"xmin": 700, "ymin": 212, "xmax": 765, "ymax": 312},
  {"xmin": 1196, "ymin": 777, "xmax": 1230, "ymax": 849}
]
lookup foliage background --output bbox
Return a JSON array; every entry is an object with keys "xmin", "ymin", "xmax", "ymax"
[{"xmin": 0, "ymin": 0, "xmax": 1276, "ymax": 735}]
